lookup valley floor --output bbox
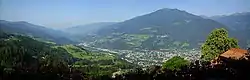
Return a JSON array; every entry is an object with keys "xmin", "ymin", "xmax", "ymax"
[{"xmin": 80, "ymin": 43, "xmax": 201, "ymax": 67}]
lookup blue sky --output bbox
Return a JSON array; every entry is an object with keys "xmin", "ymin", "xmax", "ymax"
[{"xmin": 0, "ymin": 0, "xmax": 249, "ymax": 29}]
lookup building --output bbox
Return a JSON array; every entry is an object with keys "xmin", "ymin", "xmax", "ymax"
[
  {"xmin": 211, "ymin": 48, "xmax": 250, "ymax": 65},
  {"xmin": 220, "ymin": 48, "xmax": 249, "ymax": 60}
]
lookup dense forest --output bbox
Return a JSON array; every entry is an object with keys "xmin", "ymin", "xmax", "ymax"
[
  {"xmin": 1, "ymin": 28, "xmax": 250, "ymax": 80},
  {"xmin": 0, "ymin": 31, "xmax": 135, "ymax": 80}
]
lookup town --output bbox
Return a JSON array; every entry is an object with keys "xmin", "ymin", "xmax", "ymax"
[{"xmin": 79, "ymin": 43, "xmax": 201, "ymax": 67}]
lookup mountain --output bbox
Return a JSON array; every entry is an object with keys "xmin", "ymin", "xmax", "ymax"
[
  {"xmin": 0, "ymin": 20, "xmax": 75, "ymax": 44},
  {"xmin": 199, "ymin": 15, "xmax": 209, "ymax": 19},
  {"xmin": 0, "ymin": 32, "xmax": 136, "ymax": 79},
  {"xmin": 65, "ymin": 22, "xmax": 117, "ymax": 36},
  {"xmin": 0, "ymin": 32, "xmax": 73, "ymax": 69},
  {"xmin": 210, "ymin": 12, "xmax": 250, "ymax": 48},
  {"xmin": 85, "ymin": 8, "xmax": 229, "ymax": 50},
  {"xmin": 210, "ymin": 12, "xmax": 250, "ymax": 31}
]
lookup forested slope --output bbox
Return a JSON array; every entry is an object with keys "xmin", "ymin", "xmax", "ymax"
[{"xmin": 0, "ymin": 32, "xmax": 136, "ymax": 79}]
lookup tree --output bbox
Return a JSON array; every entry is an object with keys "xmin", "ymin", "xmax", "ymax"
[
  {"xmin": 201, "ymin": 28, "xmax": 239, "ymax": 61},
  {"xmin": 162, "ymin": 56, "xmax": 190, "ymax": 71}
]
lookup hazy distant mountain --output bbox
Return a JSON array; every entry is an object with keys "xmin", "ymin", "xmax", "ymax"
[
  {"xmin": 85, "ymin": 8, "xmax": 229, "ymax": 49},
  {"xmin": 0, "ymin": 20, "xmax": 75, "ymax": 44},
  {"xmin": 210, "ymin": 12, "xmax": 250, "ymax": 48},
  {"xmin": 199, "ymin": 15, "xmax": 209, "ymax": 19},
  {"xmin": 65, "ymin": 22, "xmax": 117, "ymax": 36},
  {"xmin": 210, "ymin": 12, "xmax": 250, "ymax": 31}
]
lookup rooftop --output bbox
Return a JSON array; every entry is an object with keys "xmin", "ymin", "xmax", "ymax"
[{"xmin": 220, "ymin": 48, "xmax": 248, "ymax": 60}]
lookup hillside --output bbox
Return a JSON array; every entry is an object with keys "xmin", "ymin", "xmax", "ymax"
[
  {"xmin": 2, "ymin": 29, "xmax": 250, "ymax": 80},
  {"xmin": 84, "ymin": 8, "xmax": 228, "ymax": 50},
  {"xmin": 0, "ymin": 32, "xmax": 73, "ymax": 68},
  {"xmin": 210, "ymin": 12, "xmax": 250, "ymax": 48},
  {"xmin": 0, "ymin": 20, "xmax": 75, "ymax": 44},
  {"xmin": 0, "ymin": 32, "xmax": 136, "ymax": 78}
]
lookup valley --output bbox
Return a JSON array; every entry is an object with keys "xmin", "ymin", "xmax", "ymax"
[
  {"xmin": 80, "ymin": 43, "xmax": 200, "ymax": 67},
  {"xmin": 1, "ymin": 2, "xmax": 250, "ymax": 79}
]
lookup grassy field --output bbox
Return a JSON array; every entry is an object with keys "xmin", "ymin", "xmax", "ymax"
[
  {"xmin": 122, "ymin": 34, "xmax": 150, "ymax": 47},
  {"xmin": 56, "ymin": 45, "xmax": 136, "ymax": 77},
  {"xmin": 58, "ymin": 45, "xmax": 116, "ymax": 61}
]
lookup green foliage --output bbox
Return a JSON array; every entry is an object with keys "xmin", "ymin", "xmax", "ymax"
[
  {"xmin": 0, "ymin": 32, "xmax": 136, "ymax": 79},
  {"xmin": 0, "ymin": 34, "xmax": 71, "ymax": 69},
  {"xmin": 56, "ymin": 43, "xmax": 136, "ymax": 76},
  {"xmin": 60, "ymin": 45, "xmax": 116, "ymax": 62},
  {"xmin": 162, "ymin": 56, "xmax": 190, "ymax": 71},
  {"xmin": 60, "ymin": 45, "xmax": 89, "ymax": 59},
  {"xmin": 34, "ymin": 37, "xmax": 56, "ymax": 44},
  {"xmin": 201, "ymin": 28, "xmax": 239, "ymax": 61}
]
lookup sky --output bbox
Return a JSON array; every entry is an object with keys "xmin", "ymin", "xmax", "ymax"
[{"xmin": 0, "ymin": 0, "xmax": 250, "ymax": 29}]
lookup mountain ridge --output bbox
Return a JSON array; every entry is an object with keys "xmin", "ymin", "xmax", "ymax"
[
  {"xmin": 0, "ymin": 20, "xmax": 75, "ymax": 44},
  {"xmin": 85, "ymin": 8, "xmax": 229, "ymax": 49}
]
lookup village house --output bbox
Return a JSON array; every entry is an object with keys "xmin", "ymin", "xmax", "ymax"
[
  {"xmin": 211, "ymin": 48, "xmax": 250, "ymax": 65},
  {"xmin": 220, "ymin": 48, "xmax": 250, "ymax": 60}
]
